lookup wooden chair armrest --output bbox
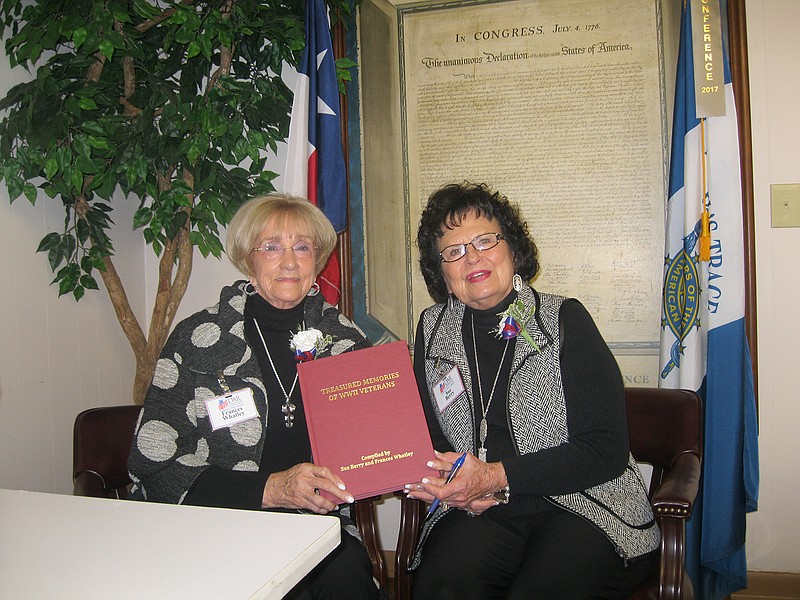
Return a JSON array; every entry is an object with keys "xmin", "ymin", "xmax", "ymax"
[
  {"xmin": 648, "ymin": 452, "xmax": 700, "ymax": 600},
  {"xmin": 651, "ymin": 452, "xmax": 701, "ymax": 518},
  {"xmin": 73, "ymin": 470, "xmax": 108, "ymax": 498}
]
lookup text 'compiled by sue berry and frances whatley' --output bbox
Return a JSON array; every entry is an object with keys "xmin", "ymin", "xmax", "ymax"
[{"xmin": 340, "ymin": 449, "xmax": 416, "ymax": 472}]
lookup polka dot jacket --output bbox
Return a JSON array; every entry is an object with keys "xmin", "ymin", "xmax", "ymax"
[{"xmin": 127, "ymin": 281, "xmax": 370, "ymax": 504}]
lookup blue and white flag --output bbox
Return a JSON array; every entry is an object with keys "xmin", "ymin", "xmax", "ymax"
[
  {"xmin": 284, "ymin": 0, "xmax": 347, "ymax": 305},
  {"xmin": 659, "ymin": 1, "xmax": 759, "ymax": 598}
]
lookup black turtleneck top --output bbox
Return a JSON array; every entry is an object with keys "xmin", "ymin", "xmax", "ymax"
[{"xmin": 414, "ymin": 290, "xmax": 628, "ymax": 517}]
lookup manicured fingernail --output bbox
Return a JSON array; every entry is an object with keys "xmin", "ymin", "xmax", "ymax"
[
  {"xmin": 422, "ymin": 478, "xmax": 431, "ymax": 484},
  {"xmin": 426, "ymin": 461, "xmax": 435, "ymax": 468},
  {"xmin": 404, "ymin": 483, "xmax": 412, "ymax": 489},
  {"xmin": 346, "ymin": 495, "xmax": 355, "ymax": 503},
  {"xmin": 338, "ymin": 483, "xmax": 347, "ymax": 490}
]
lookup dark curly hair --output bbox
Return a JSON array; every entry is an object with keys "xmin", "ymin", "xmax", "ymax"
[{"xmin": 417, "ymin": 182, "xmax": 539, "ymax": 304}]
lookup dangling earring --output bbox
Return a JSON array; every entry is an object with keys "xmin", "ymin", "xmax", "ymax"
[
  {"xmin": 513, "ymin": 274, "xmax": 523, "ymax": 292},
  {"xmin": 307, "ymin": 282, "xmax": 320, "ymax": 297},
  {"xmin": 447, "ymin": 293, "xmax": 456, "ymax": 312},
  {"xmin": 244, "ymin": 281, "xmax": 258, "ymax": 296}
]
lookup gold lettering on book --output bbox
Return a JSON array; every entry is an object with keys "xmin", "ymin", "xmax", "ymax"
[
  {"xmin": 320, "ymin": 371, "xmax": 401, "ymax": 401},
  {"xmin": 339, "ymin": 449, "xmax": 417, "ymax": 472}
]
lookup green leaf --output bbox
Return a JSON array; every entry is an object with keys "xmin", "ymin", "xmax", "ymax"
[
  {"xmin": 86, "ymin": 136, "xmax": 110, "ymax": 150},
  {"xmin": 36, "ymin": 232, "xmax": 61, "ymax": 253},
  {"xmin": 133, "ymin": 207, "xmax": 152, "ymax": 229},
  {"xmin": 57, "ymin": 277, "xmax": 74, "ymax": 297},
  {"xmin": 75, "ymin": 154, "xmax": 100, "ymax": 175},
  {"xmin": 80, "ymin": 274, "xmax": 99, "ymax": 290},
  {"xmin": 78, "ymin": 97, "xmax": 99, "ymax": 111},
  {"xmin": 5, "ymin": 176, "xmax": 24, "ymax": 202},
  {"xmin": 80, "ymin": 255, "xmax": 95, "ymax": 274},
  {"xmin": 72, "ymin": 27, "xmax": 88, "ymax": 49},
  {"xmin": 23, "ymin": 182, "xmax": 38, "ymax": 203},
  {"xmin": 109, "ymin": 6, "xmax": 132, "ymax": 24},
  {"xmin": 198, "ymin": 34, "xmax": 212, "ymax": 60},
  {"xmin": 186, "ymin": 41, "xmax": 201, "ymax": 60},
  {"xmin": 62, "ymin": 234, "xmax": 77, "ymax": 262},
  {"xmin": 99, "ymin": 39, "xmax": 114, "ymax": 60},
  {"xmin": 70, "ymin": 168, "xmax": 84, "ymax": 193},
  {"xmin": 336, "ymin": 57, "xmax": 357, "ymax": 70},
  {"xmin": 44, "ymin": 156, "xmax": 59, "ymax": 179},
  {"xmin": 76, "ymin": 218, "xmax": 90, "ymax": 244},
  {"xmin": 72, "ymin": 285, "xmax": 85, "ymax": 301},
  {"xmin": 47, "ymin": 240, "xmax": 66, "ymax": 270},
  {"xmin": 218, "ymin": 30, "xmax": 233, "ymax": 50}
]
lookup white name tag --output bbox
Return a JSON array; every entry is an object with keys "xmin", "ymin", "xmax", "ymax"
[
  {"xmin": 432, "ymin": 365, "xmax": 465, "ymax": 413},
  {"xmin": 205, "ymin": 388, "xmax": 259, "ymax": 430}
]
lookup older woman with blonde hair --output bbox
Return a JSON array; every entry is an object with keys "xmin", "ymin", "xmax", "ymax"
[{"xmin": 128, "ymin": 193, "xmax": 379, "ymax": 599}]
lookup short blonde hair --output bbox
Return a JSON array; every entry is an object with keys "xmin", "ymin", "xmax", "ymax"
[{"xmin": 226, "ymin": 193, "xmax": 338, "ymax": 277}]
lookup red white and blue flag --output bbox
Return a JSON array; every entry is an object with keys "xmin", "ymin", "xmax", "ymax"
[
  {"xmin": 284, "ymin": 0, "xmax": 347, "ymax": 306},
  {"xmin": 659, "ymin": 2, "xmax": 759, "ymax": 597}
]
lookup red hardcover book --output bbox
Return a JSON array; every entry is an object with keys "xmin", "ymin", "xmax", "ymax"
[{"xmin": 297, "ymin": 340, "xmax": 437, "ymax": 501}]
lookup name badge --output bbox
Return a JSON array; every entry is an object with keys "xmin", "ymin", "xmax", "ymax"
[
  {"xmin": 432, "ymin": 365, "xmax": 465, "ymax": 413},
  {"xmin": 205, "ymin": 388, "xmax": 259, "ymax": 430}
]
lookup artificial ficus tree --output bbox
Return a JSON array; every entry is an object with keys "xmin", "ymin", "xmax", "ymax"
[{"xmin": 0, "ymin": 0, "xmax": 355, "ymax": 404}]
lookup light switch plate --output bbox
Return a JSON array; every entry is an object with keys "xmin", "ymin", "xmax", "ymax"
[{"xmin": 771, "ymin": 184, "xmax": 800, "ymax": 228}]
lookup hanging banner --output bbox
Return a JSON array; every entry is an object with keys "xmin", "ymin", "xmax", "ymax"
[{"xmin": 690, "ymin": 0, "xmax": 726, "ymax": 116}]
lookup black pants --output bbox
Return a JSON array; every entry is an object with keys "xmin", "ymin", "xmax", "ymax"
[
  {"xmin": 412, "ymin": 507, "xmax": 656, "ymax": 600},
  {"xmin": 285, "ymin": 530, "xmax": 380, "ymax": 600}
]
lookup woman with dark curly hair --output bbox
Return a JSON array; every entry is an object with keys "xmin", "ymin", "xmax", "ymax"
[{"xmin": 405, "ymin": 182, "xmax": 659, "ymax": 599}]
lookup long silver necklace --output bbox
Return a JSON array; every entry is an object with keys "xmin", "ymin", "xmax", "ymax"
[
  {"xmin": 471, "ymin": 315, "xmax": 509, "ymax": 462},
  {"xmin": 254, "ymin": 320, "xmax": 299, "ymax": 428}
]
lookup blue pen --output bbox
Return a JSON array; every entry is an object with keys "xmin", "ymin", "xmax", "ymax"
[{"xmin": 427, "ymin": 452, "xmax": 468, "ymax": 516}]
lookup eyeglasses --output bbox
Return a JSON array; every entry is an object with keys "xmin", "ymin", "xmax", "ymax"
[
  {"xmin": 250, "ymin": 241, "xmax": 320, "ymax": 260},
  {"xmin": 439, "ymin": 232, "xmax": 505, "ymax": 263}
]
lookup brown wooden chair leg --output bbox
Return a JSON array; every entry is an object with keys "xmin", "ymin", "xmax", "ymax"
[
  {"xmin": 353, "ymin": 496, "xmax": 387, "ymax": 590},
  {"xmin": 394, "ymin": 493, "xmax": 426, "ymax": 600}
]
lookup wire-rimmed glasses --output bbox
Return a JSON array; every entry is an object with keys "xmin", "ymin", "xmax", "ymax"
[
  {"xmin": 250, "ymin": 241, "xmax": 320, "ymax": 260},
  {"xmin": 439, "ymin": 232, "xmax": 505, "ymax": 263}
]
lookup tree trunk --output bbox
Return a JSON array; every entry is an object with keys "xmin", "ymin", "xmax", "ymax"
[{"xmin": 94, "ymin": 216, "xmax": 193, "ymax": 405}]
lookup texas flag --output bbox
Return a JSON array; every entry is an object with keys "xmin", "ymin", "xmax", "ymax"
[{"xmin": 284, "ymin": 0, "xmax": 347, "ymax": 306}]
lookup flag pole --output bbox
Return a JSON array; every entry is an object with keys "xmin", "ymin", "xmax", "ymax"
[
  {"xmin": 332, "ymin": 6, "xmax": 353, "ymax": 319},
  {"xmin": 727, "ymin": 0, "xmax": 758, "ymax": 405}
]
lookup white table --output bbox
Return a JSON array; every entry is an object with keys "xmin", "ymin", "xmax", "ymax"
[{"xmin": 0, "ymin": 489, "xmax": 340, "ymax": 599}]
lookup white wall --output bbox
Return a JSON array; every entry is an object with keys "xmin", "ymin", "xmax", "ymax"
[
  {"xmin": 742, "ymin": 0, "xmax": 800, "ymax": 573},
  {"xmin": 0, "ymin": 54, "xmax": 143, "ymax": 493},
  {"xmin": 1, "ymin": 1, "xmax": 798, "ymax": 572}
]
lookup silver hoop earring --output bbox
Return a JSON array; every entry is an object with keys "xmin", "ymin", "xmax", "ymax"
[
  {"xmin": 447, "ymin": 294, "xmax": 456, "ymax": 312},
  {"xmin": 307, "ymin": 282, "xmax": 320, "ymax": 297},
  {"xmin": 244, "ymin": 282, "xmax": 258, "ymax": 296},
  {"xmin": 513, "ymin": 274, "xmax": 523, "ymax": 292}
]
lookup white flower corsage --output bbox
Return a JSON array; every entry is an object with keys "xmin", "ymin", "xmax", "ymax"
[
  {"xmin": 494, "ymin": 298, "xmax": 540, "ymax": 351},
  {"xmin": 290, "ymin": 327, "xmax": 333, "ymax": 362}
]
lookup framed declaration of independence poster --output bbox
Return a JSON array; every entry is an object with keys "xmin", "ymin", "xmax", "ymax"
[{"xmin": 359, "ymin": 0, "xmax": 677, "ymax": 385}]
